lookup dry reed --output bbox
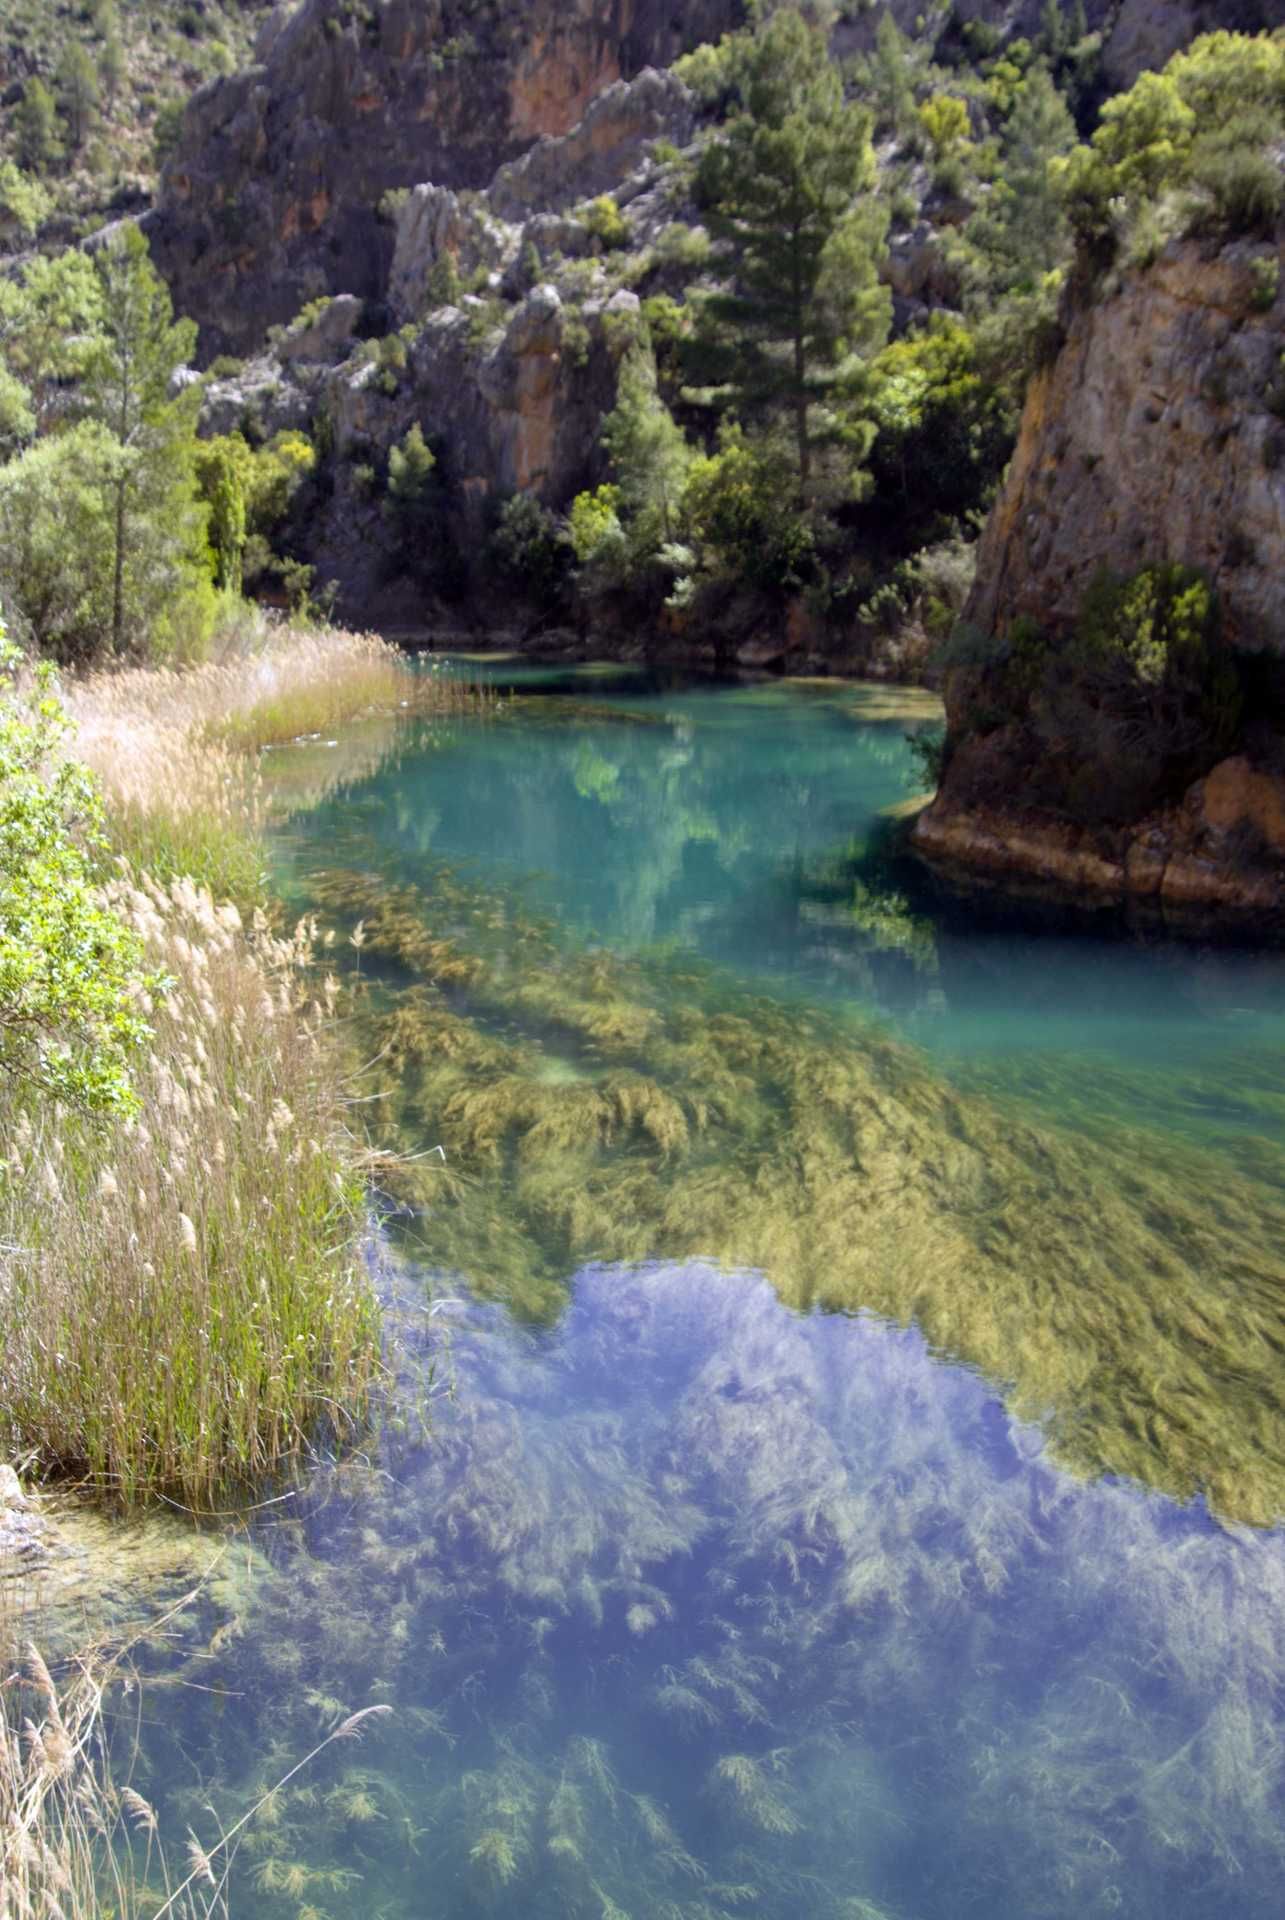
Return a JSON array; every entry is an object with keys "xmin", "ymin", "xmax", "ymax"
[
  {"xmin": 66, "ymin": 619, "xmax": 481, "ymax": 900},
  {"xmin": 0, "ymin": 1614, "xmax": 391, "ymax": 1920}
]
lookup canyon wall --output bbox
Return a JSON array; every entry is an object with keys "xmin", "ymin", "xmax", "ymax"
[{"xmin": 147, "ymin": 0, "xmax": 740, "ymax": 358}]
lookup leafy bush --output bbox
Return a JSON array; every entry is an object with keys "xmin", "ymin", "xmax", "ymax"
[
  {"xmin": 1058, "ymin": 31, "xmax": 1285, "ymax": 260},
  {"xmin": 583, "ymin": 193, "xmax": 629, "ymax": 252},
  {"xmin": 956, "ymin": 566, "xmax": 1243, "ymax": 822},
  {"xmin": 0, "ymin": 631, "xmax": 149, "ymax": 1116},
  {"xmin": 681, "ymin": 426, "xmax": 815, "ymax": 593},
  {"xmin": 491, "ymin": 492, "xmax": 570, "ymax": 605}
]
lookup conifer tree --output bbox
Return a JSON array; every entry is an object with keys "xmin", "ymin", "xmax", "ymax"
[
  {"xmin": 83, "ymin": 226, "xmax": 209, "ymax": 655},
  {"xmin": 56, "ymin": 43, "xmax": 100, "ymax": 152},
  {"xmin": 696, "ymin": 8, "xmax": 889, "ymax": 500},
  {"xmin": 15, "ymin": 79, "xmax": 60, "ymax": 175}
]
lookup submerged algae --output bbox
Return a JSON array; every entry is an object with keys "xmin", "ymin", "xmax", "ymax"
[
  {"xmin": 124, "ymin": 1264, "xmax": 1285, "ymax": 1920},
  {"xmin": 313, "ymin": 861, "xmax": 1285, "ymax": 1527}
]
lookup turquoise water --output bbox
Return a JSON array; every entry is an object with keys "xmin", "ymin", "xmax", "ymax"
[{"xmin": 138, "ymin": 665, "xmax": 1285, "ymax": 1917}]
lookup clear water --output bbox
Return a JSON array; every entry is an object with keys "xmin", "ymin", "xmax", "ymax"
[{"xmin": 136, "ymin": 665, "xmax": 1285, "ymax": 1917}]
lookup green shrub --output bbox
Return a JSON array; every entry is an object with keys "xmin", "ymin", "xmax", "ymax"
[{"xmin": 583, "ymin": 193, "xmax": 629, "ymax": 252}]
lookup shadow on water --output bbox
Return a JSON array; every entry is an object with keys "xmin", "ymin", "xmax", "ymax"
[{"xmin": 106, "ymin": 663, "xmax": 1285, "ymax": 1918}]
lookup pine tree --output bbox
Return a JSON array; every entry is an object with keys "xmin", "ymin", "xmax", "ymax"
[
  {"xmin": 15, "ymin": 79, "xmax": 60, "ymax": 176},
  {"xmin": 83, "ymin": 226, "xmax": 209, "ymax": 655},
  {"xmin": 696, "ymin": 8, "xmax": 889, "ymax": 499},
  {"xmin": 601, "ymin": 345, "xmax": 691, "ymax": 546},
  {"xmin": 56, "ymin": 43, "xmax": 100, "ymax": 152},
  {"xmin": 990, "ymin": 67, "xmax": 1076, "ymax": 290},
  {"xmin": 100, "ymin": 29, "xmax": 127, "ymax": 111}
]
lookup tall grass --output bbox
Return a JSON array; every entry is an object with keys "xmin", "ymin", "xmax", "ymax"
[
  {"xmin": 0, "ymin": 620, "xmax": 474, "ymax": 1506},
  {"xmin": 0, "ymin": 874, "xmax": 381, "ymax": 1505},
  {"xmin": 66, "ymin": 620, "xmax": 482, "ymax": 900},
  {"xmin": 1, "ymin": 1624, "xmax": 390, "ymax": 1920}
]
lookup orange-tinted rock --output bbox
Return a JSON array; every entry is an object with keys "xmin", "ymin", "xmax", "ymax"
[
  {"xmin": 147, "ymin": 0, "xmax": 738, "ymax": 360},
  {"xmin": 1202, "ymin": 757, "xmax": 1285, "ymax": 853}
]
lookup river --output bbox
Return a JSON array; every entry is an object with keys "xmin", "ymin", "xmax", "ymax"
[{"xmin": 127, "ymin": 661, "xmax": 1285, "ymax": 1919}]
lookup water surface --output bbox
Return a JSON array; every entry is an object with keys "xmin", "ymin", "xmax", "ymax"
[{"xmin": 129, "ymin": 663, "xmax": 1285, "ymax": 1917}]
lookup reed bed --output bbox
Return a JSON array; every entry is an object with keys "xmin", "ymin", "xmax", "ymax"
[
  {"xmin": 66, "ymin": 621, "xmax": 481, "ymax": 899},
  {"xmin": 0, "ymin": 872, "xmax": 381, "ymax": 1505}
]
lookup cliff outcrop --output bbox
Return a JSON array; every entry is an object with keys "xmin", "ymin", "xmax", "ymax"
[
  {"xmin": 914, "ymin": 232, "xmax": 1285, "ymax": 925},
  {"xmin": 147, "ymin": 0, "xmax": 738, "ymax": 359},
  {"xmin": 965, "ymin": 238, "xmax": 1285, "ymax": 652}
]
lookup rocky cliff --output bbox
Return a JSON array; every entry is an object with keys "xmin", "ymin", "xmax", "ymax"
[
  {"xmin": 147, "ymin": 0, "xmax": 740, "ymax": 358},
  {"xmin": 913, "ymin": 232, "xmax": 1285, "ymax": 924},
  {"xmin": 966, "ymin": 237, "xmax": 1285, "ymax": 652}
]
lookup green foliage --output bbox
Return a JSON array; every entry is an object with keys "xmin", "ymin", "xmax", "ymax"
[
  {"xmin": 864, "ymin": 320, "xmax": 1012, "ymax": 545},
  {"xmin": 582, "ymin": 193, "xmax": 628, "ymax": 252},
  {"xmin": 967, "ymin": 66, "xmax": 1076, "ymax": 298},
  {"xmin": 567, "ymin": 484, "xmax": 624, "ymax": 567},
  {"xmin": 958, "ymin": 565, "xmax": 1243, "ymax": 823},
  {"xmin": 152, "ymin": 97, "xmax": 185, "ymax": 169},
  {"xmin": 918, "ymin": 91, "xmax": 970, "ymax": 156},
  {"xmin": 696, "ymin": 6, "xmax": 890, "ymax": 498},
  {"xmin": 15, "ymin": 78, "xmax": 60, "ymax": 175},
  {"xmin": 193, "ymin": 433, "xmax": 252, "ymax": 592},
  {"xmin": 82, "ymin": 225, "xmax": 213, "ymax": 658},
  {"xmin": 681, "ymin": 423, "xmax": 814, "ymax": 591},
  {"xmin": 1058, "ymin": 30, "xmax": 1285, "ymax": 260},
  {"xmin": 56, "ymin": 40, "xmax": 101, "ymax": 150},
  {"xmin": 426, "ymin": 251, "xmax": 463, "ymax": 308},
  {"xmin": 1250, "ymin": 253, "xmax": 1280, "ymax": 312},
  {"xmin": 601, "ymin": 345, "xmax": 693, "ymax": 552},
  {"xmin": 245, "ymin": 428, "xmax": 317, "ymax": 533},
  {"xmin": 0, "ymin": 630, "xmax": 149, "ymax": 1115},
  {"xmin": 0, "ymin": 158, "xmax": 51, "ymax": 240},
  {"xmin": 386, "ymin": 422, "xmax": 436, "ymax": 507},
  {"xmin": 490, "ymin": 492, "xmax": 569, "ymax": 606},
  {"xmin": 672, "ymin": 30, "xmax": 751, "ymax": 109}
]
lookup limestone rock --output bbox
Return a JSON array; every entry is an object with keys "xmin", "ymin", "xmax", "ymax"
[
  {"xmin": 966, "ymin": 237, "xmax": 1285, "ymax": 653},
  {"xmin": 278, "ymin": 293, "xmax": 363, "ymax": 364},
  {"xmin": 147, "ymin": 0, "xmax": 739, "ymax": 360},
  {"xmin": 487, "ymin": 67, "xmax": 694, "ymax": 222},
  {"xmin": 1200, "ymin": 757, "xmax": 1285, "ymax": 853}
]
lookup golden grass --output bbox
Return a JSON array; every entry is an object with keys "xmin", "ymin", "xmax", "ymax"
[
  {"xmin": 0, "ymin": 872, "xmax": 381, "ymax": 1506},
  {"xmin": 65, "ymin": 621, "xmax": 484, "ymax": 901}
]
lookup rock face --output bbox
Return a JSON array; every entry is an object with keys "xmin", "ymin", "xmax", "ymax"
[
  {"xmin": 913, "ymin": 779, "xmax": 1285, "ymax": 924},
  {"xmin": 914, "ymin": 230, "xmax": 1285, "ymax": 927},
  {"xmin": 966, "ymin": 237, "xmax": 1285, "ymax": 653},
  {"xmin": 148, "ymin": 0, "xmax": 738, "ymax": 358}
]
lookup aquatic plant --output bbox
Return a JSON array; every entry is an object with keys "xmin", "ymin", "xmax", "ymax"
[{"xmin": 307, "ymin": 853, "xmax": 1285, "ymax": 1526}]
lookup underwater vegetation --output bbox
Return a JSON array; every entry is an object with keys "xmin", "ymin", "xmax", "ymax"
[
  {"xmin": 78, "ymin": 675, "xmax": 1284, "ymax": 1920},
  {"xmin": 304, "ymin": 853, "xmax": 1285, "ymax": 1529},
  {"xmin": 119, "ymin": 1263, "xmax": 1285, "ymax": 1920}
]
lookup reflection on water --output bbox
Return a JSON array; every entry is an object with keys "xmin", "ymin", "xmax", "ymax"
[
  {"xmin": 136, "ymin": 1263, "xmax": 1285, "ymax": 1920},
  {"xmin": 118, "ymin": 662, "xmax": 1285, "ymax": 1917}
]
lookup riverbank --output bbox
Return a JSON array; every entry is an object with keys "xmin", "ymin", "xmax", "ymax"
[{"xmin": 0, "ymin": 621, "xmax": 483, "ymax": 1511}]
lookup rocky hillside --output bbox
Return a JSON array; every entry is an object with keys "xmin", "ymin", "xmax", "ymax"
[
  {"xmin": 913, "ymin": 225, "xmax": 1285, "ymax": 923},
  {"xmin": 148, "ymin": 0, "xmax": 1276, "ymax": 360},
  {"xmin": 0, "ymin": 0, "xmax": 274, "ymax": 236},
  {"xmin": 147, "ymin": 0, "xmax": 741, "ymax": 357}
]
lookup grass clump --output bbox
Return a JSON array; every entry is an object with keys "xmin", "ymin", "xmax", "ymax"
[{"xmin": 0, "ymin": 872, "xmax": 380, "ymax": 1507}]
